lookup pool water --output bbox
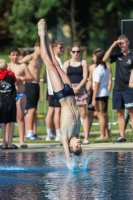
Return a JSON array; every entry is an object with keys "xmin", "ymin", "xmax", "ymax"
[{"xmin": 0, "ymin": 151, "xmax": 133, "ymax": 200}]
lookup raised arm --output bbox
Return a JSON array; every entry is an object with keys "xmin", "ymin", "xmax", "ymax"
[
  {"xmin": 107, "ymin": 64, "xmax": 112, "ymax": 92},
  {"xmin": 103, "ymin": 40, "xmax": 120, "ymax": 62},
  {"xmin": 19, "ymin": 54, "xmax": 33, "ymax": 63}
]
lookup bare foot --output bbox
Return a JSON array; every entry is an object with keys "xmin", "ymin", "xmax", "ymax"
[{"xmin": 38, "ymin": 19, "xmax": 45, "ymax": 37}]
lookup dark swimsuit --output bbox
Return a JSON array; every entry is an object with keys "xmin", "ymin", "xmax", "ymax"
[{"xmin": 54, "ymin": 84, "xmax": 74, "ymax": 101}]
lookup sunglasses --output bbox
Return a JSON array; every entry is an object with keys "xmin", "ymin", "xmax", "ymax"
[
  {"xmin": 71, "ymin": 50, "xmax": 80, "ymax": 54},
  {"xmin": 56, "ymin": 46, "xmax": 63, "ymax": 50}
]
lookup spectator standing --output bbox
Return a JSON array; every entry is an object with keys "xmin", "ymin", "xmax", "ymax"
[
  {"xmin": 0, "ymin": 59, "xmax": 17, "ymax": 149},
  {"xmin": 92, "ymin": 48, "xmax": 110, "ymax": 140},
  {"xmin": 8, "ymin": 47, "xmax": 32, "ymax": 148},
  {"xmin": 87, "ymin": 59, "xmax": 112, "ymax": 139},
  {"xmin": 103, "ymin": 35, "xmax": 133, "ymax": 142},
  {"xmin": 63, "ymin": 45, "xmax": 89, "ymax": 144},
  {"xmin": 19, "ymin": 42, "xmax": 42, "ymax": 140}
]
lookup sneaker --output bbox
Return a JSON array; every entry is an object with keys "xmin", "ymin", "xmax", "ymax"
[
  {"xmin": 55, "ymin": 137, "xmax": 61, "ymax": 141},
  {"xmin": 33, "ymin": 135, "xmax": 42, "ymax": 140},
  {"xmin": 50, "ymin": 134, "xmax": 56, "ymax": 139},
  {"xmin": 114, "ymin": 136, "xmax": 126, "ymax": 143},
  {"xmin": 45, "ymin": 136, "xmax": 51, "ymax": 141},
  {"xmin": 82, "ymin": 140, "xmax": 90, "ymax": 145},
  {"xmin": 26, "ymin": 135, "xmax": 36, "ymax": 140}
]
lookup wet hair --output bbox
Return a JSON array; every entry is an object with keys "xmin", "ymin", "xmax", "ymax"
[
  {"xmin": 9, "ymin": 46, "xmax": 20, "ymax": 55},
  {"xmin": 52, "ymin": 40, "xmax": 64, "ymax": 48},
  {"xmin": 34, "ymin": 42, "xmax": 40, "ymax": 47},
  {"xmin": 19, "ymin": 49, "xmax": 26, "ymax": 57},
  {"xmin": 0, "ymin": 59, "xmax": 7, "ymax": 70},
  {"xmin": 118, "ymin": 35, "xmax": 129, "ymax": 41},
  {"xmin": 69, "ymin": 146, "xmax": 82, "ymax": 156},
  {"xmin": 93, "ymin": 48, "xmax": 106, "ymax": 69}
]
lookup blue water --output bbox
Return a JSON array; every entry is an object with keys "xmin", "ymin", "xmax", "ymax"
[{"xmin": 0, "ymin": 151, "xmax": 133, "ymax": 200}]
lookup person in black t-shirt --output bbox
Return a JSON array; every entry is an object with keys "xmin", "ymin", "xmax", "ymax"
[{"xmin": 103, "ymin": 35, "xmax": 133, "ymax": 143}]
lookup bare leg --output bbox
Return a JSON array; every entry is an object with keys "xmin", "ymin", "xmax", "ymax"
[
  {"xmin": 129, "ymin": 108, "xmax": 133, "ymax": 132},
  {"xmin": 88, "ymin": 110, "xmax": 94, "ymax": 134},
  {"xmin": 2, "ymin": 123, "xmax": 7, "ymax": 148},
  {"xmin": 45, "ymin": 107, "xmax": 55, "ymax": 139},
  {"xmin": 33, "ymin": 113, "xmax": 37, "ymax": 135},
  {"xmin": 44, "ymin": 25, "xmax": 72, "ymax": 86},
  {"xmin": 46, "ymin": 107, "xmax": 54, "ymax": 128},
  {"xmin": 117, "ymin": 110, "xmax": 126, "ymax": 138},
  {"xmin": 26, "ymin": 108, "xmax": 35, "ymax": 130},
  {"xmin": 96, "ymin": 101, "xmax": 106, "ymax": 139},
  {"xmin": 7, "ymin": 122, "xmax": 15, "ymax": 147},
  {"xmin": 105, "ymin": 113, "xmax": 110, "ymax": 138},
  {"xmin": 24, "ymin": 114, "xmax": 28, "ymax": 137},
  {"xmin": 54, "ymin": 108, "xmax": 61, "ymax": 129},
  {"xmin": 78, "ymin": 105, "xmax": 89, "ymax": 140},
  {"xmin": 16, "ymin": 95, "xmax": 26, "ymax": 145},
  {"xmin": 38, "ymin": 19, "xmax": 71, "ymax": 91}
]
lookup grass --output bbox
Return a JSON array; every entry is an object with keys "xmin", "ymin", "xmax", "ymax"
[
  {"xmin": 10, "ymin": 131, "xmax": 133, "ymax": 144},
  {"xmin": 1, "ymin": 52, "xmax": 131, "ymax": 144}
]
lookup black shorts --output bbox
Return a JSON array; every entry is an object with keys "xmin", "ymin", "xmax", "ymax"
[
  {"xmin": 0, "ymin": 100, "xmax": 16, "ymax": 123},
  {"xmin": 48, "ymin": 95, "xmax": 61, "ymax": 107},
  {"xmin": 88, "ymin": 96, "xmax": 108, "ymax": 112},
  {"xmin": 96, "ymin": 96, "xmax": 108, "ymax": 112},
  {"xmin": 113, "ymin": 89, "xmax": 133, "ymax": 110},
  {"xmin": 88, "ymin": 89, "xmax": 95, "ymax": 111},
  {"xmin": 25, "ymin": 83, "xmax": 40, "ymax": 109}
]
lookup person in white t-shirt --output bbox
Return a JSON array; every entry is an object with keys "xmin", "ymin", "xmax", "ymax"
[
  {"xmin": 92, "ymin": 48, "xmax": 110, "ymax": 140},
  {"xmin": 44, "ymin": 40, "xmax": 64, "ymax": 141}
]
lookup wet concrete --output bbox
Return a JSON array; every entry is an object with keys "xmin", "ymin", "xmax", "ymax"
[{"xmin": 0, "ymin": 142, "xmax": 133, "ymax": 153}]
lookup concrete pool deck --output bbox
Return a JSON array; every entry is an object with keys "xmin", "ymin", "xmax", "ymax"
[{"xmin": 0, "ymin": 142, "xmax": 133, "ymax": 152}]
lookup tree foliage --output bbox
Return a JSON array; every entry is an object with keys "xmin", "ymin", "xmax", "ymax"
[
  {"xmin": 2, "ymin": 0, "xmax": 133, "ymax": 50},
  {"xmin": 8, "ymin": 0, "xmax": 62, "ymax": 46},
  {"xmin": 0, "ymin": 0, "xmax": 14, "ymax": 37}
]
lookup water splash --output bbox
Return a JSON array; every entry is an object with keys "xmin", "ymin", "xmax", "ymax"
[{"xmin": 61, "ymin": 153, "xmax": 95, "ymax": 171}]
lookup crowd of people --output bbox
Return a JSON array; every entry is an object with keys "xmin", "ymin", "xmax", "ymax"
[{"xmin": 0, "ymin": 19, "xmax": 133, "ymax": 166}]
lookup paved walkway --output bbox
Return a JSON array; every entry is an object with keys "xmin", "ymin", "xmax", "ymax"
[
  {"xmin": 0, "ymin": 142, "xmax": 133, "ymax": 152},
  {"xmin": 0, "ymin": 128, "xmax": 133, "ymax": 152}
]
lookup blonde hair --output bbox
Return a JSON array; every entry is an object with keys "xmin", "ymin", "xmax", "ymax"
[
  {"xmin": 52, "ymin": 40, "xmax": 64, "ymax": 48},
  {"xmin": 0, "ymin": 59, "xmax": 7, "ymax": 70},
  {"xmin": 118, "ymin": 35, "xmax": 129, "ymax": 41}
]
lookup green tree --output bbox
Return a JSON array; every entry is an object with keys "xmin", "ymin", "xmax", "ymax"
[
  {"xmin": 0, "ymin": 0, "xmax": 14, "ymax": 47},
  {"xmin": 8, "ymin": 0, "xmax": 62, "ymax": 46},
  {"xmin": 88, "ymin": 0, "xmax": 133, "ymax": 50}
]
